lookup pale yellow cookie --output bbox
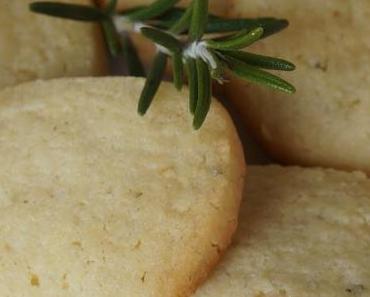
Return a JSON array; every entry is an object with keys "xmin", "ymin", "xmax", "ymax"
[
  {"xmin": 0, "ymin": 0, "xmax": 107, "ymax": 89},
  {"xmin": 225, "ymin": 0, "xmax": 370, "ymax": 173},
  {"xmin": 0, "ymin": 77, "xmax": 245, "ymax": 297},
  {"xmin": 194, "ymin": 165, "xmax": 370, "ymax": 297}
]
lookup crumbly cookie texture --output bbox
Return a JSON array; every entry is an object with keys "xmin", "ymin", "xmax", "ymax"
[
  {"xmin": 194, "ymin": 165, "xmax": 370, "ymax": 297},
  {"xmin": 0, "ymin": 0, "xmax": 107, "ymax": 89},
  {"xmin": 0, "ymin": 77, "xmax": 245, "ymax": 297},
  {"xmin": 226, "ymin": 0, "xmax": 370, "ymax": 173}
]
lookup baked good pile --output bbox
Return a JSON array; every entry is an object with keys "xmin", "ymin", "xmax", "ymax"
[{"xmin": 0, "ymin": 1, "xmax": 369, "ymax": 296}]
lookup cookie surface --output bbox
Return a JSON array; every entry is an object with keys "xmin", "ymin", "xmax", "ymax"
[
  {"xmin": 225, "ymin": 0, "xmax": 370, "ymax": 173},
  {"xmin": 0, "ymin": 0, "xmax": 107, "ymax": 89},
  {"xmin": 0, "ymin": 77, "xmax": 245, "ymax": 297},
  {"xmin": 194, "ymin": 165, "xmax": 370, "ymax": 297}
]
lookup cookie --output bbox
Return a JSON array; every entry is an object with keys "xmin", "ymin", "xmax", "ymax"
[
  {"xmin": 0, "ymin": 0, "xmax": 107, "ymax": 89},
  {"xmin": 194, "ymin": 165, "xmax": 370, "ymax": 297},
  {"xmin": 225, "ymin": 0, "xmax": 370, "ymax": 173},
  {"xmin": 0, "ymin": 77, "xmax": 245, "ymax": 297}
]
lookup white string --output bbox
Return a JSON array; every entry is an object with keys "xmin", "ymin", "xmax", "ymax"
[
  {"xmin": 133, "ymin": 22, "xmax": 146, "ymax": 33},
  {"xmin": 183, "ymin": 42, "xmax": 217, "ymax": 69},
  {"xmin": 155, "ymin": 44, "xmax": 172, "ymax": 55},
  {"xmin": 113, "ymin": 16, "xmax": 145, "ymax": 33}
]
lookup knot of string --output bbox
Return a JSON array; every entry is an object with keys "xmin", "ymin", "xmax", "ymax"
[
  {"xmin": 183, "ymin": 41, "xmax": 217, "ymax": 69},
  {"xmin": 113, "ymin": 16, "xmax": 145, "ymax": 33}
]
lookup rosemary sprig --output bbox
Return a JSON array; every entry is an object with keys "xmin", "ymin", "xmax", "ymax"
[{"xmin": 30, "ymin": 0, "xmax": 297, "ymax": 129}]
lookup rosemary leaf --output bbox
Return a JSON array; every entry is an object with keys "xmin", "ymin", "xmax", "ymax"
[
  {"xmin": 121, "ymin": 34, "xmax": 146, "ymax": 77},
  {"xmin": 30, "ymin": 2, "xmax": 106, "ymax": 22},
  {"xmin": 148, "ymin": 7, "xmax": 189, "ymax": 29},
  {"xmin": 193, "ymin": 58, "xmax": 212, "ymax": 129},
  {"xmin": 105, "ymin": 0, "xmax": 118, "ymax": 14},
  {"xmin": 206, "ymin": 18, "xmax": 289, "ymax": 37},
  {"xmin": 207, "ymin": 27, "xmax": 264, "ymax": 50},
  {"xmin": 185, "ymin": 58, "xmax": 198, "ymax": 114},
  {"xmin": 138, "ymin": 53, "xmax": 168, "ymax": 115},
  {"xmin": 209, "ymin": 50, "xmax": 226, "ymax": 83},
  {"xmin": 141, "ymin": 27, "xmax": 182, "ymax": 53},
  {"xmin": 228, "ymin": 58, "xmax": 296, "ymax": 94},
  {"xmin": 189, "ymin": 0, "xmax": 209, "ymax": 41},
  {"xmin": 126, "ymin": 0, "xmax": 180, "ymax": 21},
  {"xmin": 221, "ymin": 51, "xmax": 296, "ymax": 71},
  {"xmin": 169, "ymin": 3, "xmax": 193, "ymax": 34},
  {"xmin": 101, "ymin": 19, "xmax": 121, "ymax": 56},
  {"xmin": 172, "ymin": 52, "xmax": 184, "ymax": 90}
]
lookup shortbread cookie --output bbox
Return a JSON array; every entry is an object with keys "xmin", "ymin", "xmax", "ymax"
[
  {"xmin": 0, "ymin": 0, "xmax": 107, "ymax": 89},
  {"xmin": 0, "ymin": 77, "xmax": 245, "ymax": 297},
  {"xmin": 194, "ymin": 165, "xmax": 370, "ymax": 297},
  {"xmin": 225, "ymin": 0, "xmax": 370, "ymax": 173}
]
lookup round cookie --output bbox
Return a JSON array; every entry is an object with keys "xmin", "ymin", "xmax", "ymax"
[
  {"xmin": 225, "ymin": 0, "xmax": 370, "ymax": 173},
  {"xmin": 0, "ymin": 0, "xmax": 107, "ymax": 89},
  {"xmin": 194, "ymin": 165, "xmax": 370, "ymax": 297},
  {"xmin": 0, "ymin": 77, "xmax": 245, "ymax": 297}
]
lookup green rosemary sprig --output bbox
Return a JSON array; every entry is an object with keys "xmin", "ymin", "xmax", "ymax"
[{"xmin": 30, "ymin": 0, "xmax": 296, "ymax": 129}]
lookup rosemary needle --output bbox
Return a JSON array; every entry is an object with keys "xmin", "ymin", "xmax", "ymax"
[
  {"xmin": 185, "ymin": 58, "xmax": 198, "ymax": 114},
  {"xmin": 172, "ymin": 52, "xmax": 184, "ymax": 90},
  {"xmin": 221, "ymin": 51, "xmax": 296, "ymax": 71},
  {"xmin": 227, "ymin": 58, "xmax": 296, "ymax": 94},
  {"xmin": 138, "ymin": 52, "xmax": 168, "ymax": 115},
  {"xmin": 189, "ymin": 0, "xmax": 209, "ymax": 41},
  {"xmin": 193, "ymin": 58, "xmax": 212, "ymax": 129},
  {"xmin": 126, "ymin": 0, "xmax": 180, "ymax": 21},
  {"xmin": 30, "ymin": 2, "xmax": 106, "ymax": 21}
]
